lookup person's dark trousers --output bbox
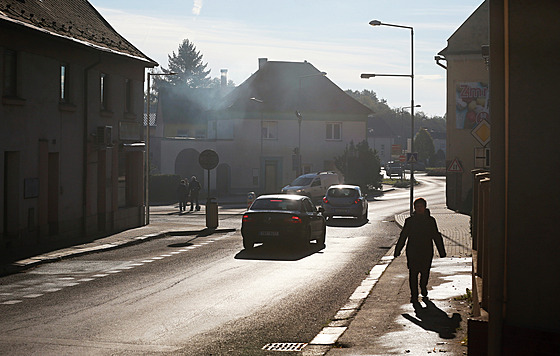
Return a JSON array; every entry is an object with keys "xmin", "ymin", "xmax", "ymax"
[
  {"xmin": 190, "ymin": 193, "xmax": 199, "ymax": 211},
  {"xmin": 409, "ymin": 267, "xmax": 430, "ymax": 299}
]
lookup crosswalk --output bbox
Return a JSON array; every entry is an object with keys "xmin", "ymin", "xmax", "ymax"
[{"xmin": 1, "ymin": 232, "xmax": 235, "ymax": 306}]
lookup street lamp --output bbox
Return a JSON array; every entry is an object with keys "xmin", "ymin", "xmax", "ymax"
[
  {"xmin": 295, "ymin": 71, "xmax": 327, "ymax": 176},
  {"xmin": 249, "ymin": 97, "xmax": 264, "ymax": 156},
  {"xmin": 145, "ymin": 71, "xmax": 176, "ymax": 225},
  {"xmin": 362, "ymin": 20, "xmax": 415, "ymax": 215}
]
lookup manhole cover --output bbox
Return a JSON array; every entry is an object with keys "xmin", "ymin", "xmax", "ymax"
[{"xmin": 262, "ymin": 343, "xmax": 307, "ymax": 352}]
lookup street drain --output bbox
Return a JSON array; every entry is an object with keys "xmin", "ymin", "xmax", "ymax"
[{"xmin": 262, "ymin": 343, "xmax": 308, "ymax": 352}]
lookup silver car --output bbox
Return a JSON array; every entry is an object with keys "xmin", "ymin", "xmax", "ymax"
[{"xmin": 321, "ymin": 185, "xmax": 368, "ymax": 221}]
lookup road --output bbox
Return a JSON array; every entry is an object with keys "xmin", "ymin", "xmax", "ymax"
[{"xmin": 0, "ymin": 174, "xmax": 445, "ymax": 355}]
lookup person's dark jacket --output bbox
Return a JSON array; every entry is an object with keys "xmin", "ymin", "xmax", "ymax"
[
  {"xmin": 394, "ymin": 209, "xmax": 446, "ymax": 270},
  {"xmin": 177, "ymin": 182, "xmax": 188, "ymax": 201}
]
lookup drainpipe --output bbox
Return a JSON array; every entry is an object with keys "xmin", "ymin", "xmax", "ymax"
[{"xmin": 83, "ymin": 57, "xmax": 101, "ymax": 235}]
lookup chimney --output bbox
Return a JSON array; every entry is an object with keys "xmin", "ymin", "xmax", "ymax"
[
  {"xmin": 220, "ymin": 69, "xmax": 228, "ymax": 87},
  {"xmin": 258, "ymin": 58, "xmax": 268, "ymax": 70}
]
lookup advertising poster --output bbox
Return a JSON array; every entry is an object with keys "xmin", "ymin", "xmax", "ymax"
[{"xmin": 455, "ymin": 82, "xmax": 490, "ymax": 129}]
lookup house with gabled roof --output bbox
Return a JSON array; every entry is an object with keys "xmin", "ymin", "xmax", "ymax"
[
  {"xmin": 0, "ymin": 0, "xmax": 156, "ymax": 259},
  {"xmin": 158, "ymin": 58, "xmax": 372, "ymax": 196}
]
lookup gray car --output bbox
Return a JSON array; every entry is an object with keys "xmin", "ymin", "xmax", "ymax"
[{"xmin": 321, "ymin": 185, "xmax": 368, "ymax": 221}]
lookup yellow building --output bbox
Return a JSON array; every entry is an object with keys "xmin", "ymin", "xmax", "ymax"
[{"xmin": 438, "ymin": 1, "xmax": 489, "ymax": 212}]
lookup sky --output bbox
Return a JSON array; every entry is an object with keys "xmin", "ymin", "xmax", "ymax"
[{"xmin": 89, "ymin": 0, "xmax": 484, "ymax": 117}]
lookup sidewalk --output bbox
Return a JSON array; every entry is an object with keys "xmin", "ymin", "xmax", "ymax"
[
  {"xmin": 1, "ymin": 205, "xmax": 212, "ymax": 276},
  {"xmin": 315, "ymin": 205, "xmax": 472, "ymax": 355}
]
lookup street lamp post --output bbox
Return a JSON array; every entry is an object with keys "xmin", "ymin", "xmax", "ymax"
[
  {"xmin": 401, "ymin": 105, "xmax": 421, "ymax": 181},
  {"xmin": 295, "ymin": 72, "xmax": 326, "ymax": 176},
  {"xmin": 401, "ymin": 105, "xmax": 421, "ymax": 151},
  {"xmin": 145, "ymin": 71, "xmax": 176, "ymax": 225},
  {"xmin": 362, "ymin": 20, "xmax": 415, "ymax": 215}
]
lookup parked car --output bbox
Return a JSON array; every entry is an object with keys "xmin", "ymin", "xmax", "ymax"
[
  {"xmin": 321, "ymin": 184, "xmax": 368, "ymax": 221},
  {"xmin": 385, "ymin": 161, "xmax": 403, "ymax": 176},
  {"xmin": 241, "ymin": 194, "xmax": 326, "ymax": 250},
  {"xmin": 281, "ymin": 171, "xmax": 340, "ymax": 202}
]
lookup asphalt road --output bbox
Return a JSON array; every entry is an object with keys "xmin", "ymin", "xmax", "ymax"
[{"xmin": 0, "ymin": 175, "xmax": 445, "ymax": 355}]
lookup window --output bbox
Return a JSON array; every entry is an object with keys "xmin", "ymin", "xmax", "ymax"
[
  {"xmin": 100, "ymin": 73, "xmax": 107, "ymax": 110},
  {"xmin": 326, "ymin": 122, "xmax": 341, "ymax": 140},
  {"xmin": 262, "ymin": 121, "xmax": 278, "ymax": 139},
  {"xmin": 3, "ymin": 50, "xmax": 17, "ymax": 97},
  {"xmin": 125, "ymin": 78, "xmax": 132, "ymax": 113},
  {"xmin": 60, "ymin": 64, "xmax": 68, "ymax": 102}
]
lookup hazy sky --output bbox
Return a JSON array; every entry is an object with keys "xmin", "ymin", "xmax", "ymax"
[{"xmin": 90, "ymin": 0, "xmax": 484, "ymax": 117}]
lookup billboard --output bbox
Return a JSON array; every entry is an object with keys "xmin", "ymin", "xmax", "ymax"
[{"xmin": 455, "ymin": 82, "xmax": 490, "ymax": 129}]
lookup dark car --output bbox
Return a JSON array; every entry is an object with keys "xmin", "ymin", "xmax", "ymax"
[
  {"xmin": 385, "ymin": 161, "xmax": 403, "ymax": 176},
  {"xmin": 241, "ymin": 194, "xmax": 326, "ymax": 250},
  {"xmin": 321, "ymin": 184, "xmax": 368, "ymax": 221}
]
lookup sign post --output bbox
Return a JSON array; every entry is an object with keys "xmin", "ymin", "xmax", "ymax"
[{"xmin": 199, "ymin": 150, "xmax": 219, "ymax": 229}]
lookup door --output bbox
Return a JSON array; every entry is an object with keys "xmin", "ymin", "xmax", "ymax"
[{"xmin": 264, "ymin": 160, "xmax": 277, "ymax": 194}]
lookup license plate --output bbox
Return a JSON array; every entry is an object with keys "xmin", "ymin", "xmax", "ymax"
[
  {"xmin": 335, "ymin": 209, "xmax": 349, "ymax": 213},
  {"xmin": 259, "ymin": 231, "xmax": 279, "ymax": 236}
]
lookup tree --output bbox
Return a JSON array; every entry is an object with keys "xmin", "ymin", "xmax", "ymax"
[
  {"xmin": 414, "ymin": 128, "xmax": 436, "ymax": 166},
  {"xmin": 334, "ymin": 140, "xmax": 382, "ymax": 191},
  {"xmin": 157, "ymin": 39, "xmax": 211, "ymax": 89}
]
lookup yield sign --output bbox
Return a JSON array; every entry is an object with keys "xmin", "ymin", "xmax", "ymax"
[{"xmin": 447, "ymin": 158, "xmax": 463, "ymax": 173}]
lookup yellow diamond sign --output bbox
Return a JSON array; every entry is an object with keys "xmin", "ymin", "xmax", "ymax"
[{"xmin": 471, "ymin": 120, "xmax": 491, "ymax": 146}]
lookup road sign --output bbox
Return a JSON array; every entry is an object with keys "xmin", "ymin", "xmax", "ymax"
[
  {"xmin": 199, "ymin": 149, "xmax": 219, "ymax": 170},
  {"xmin": 399, "ymin": 155, "xmax": 406, "ymax": 163},
  {"xmin": 447, "ymin": 158, "xmax": 463, "ymax": 173},
  {"xmin": 471, "ymin": 119, "xmax": 491, "ymax": 147},
  {"xmin": 406, "ymin": 152, "xmax": 418, "ymax": 164}
]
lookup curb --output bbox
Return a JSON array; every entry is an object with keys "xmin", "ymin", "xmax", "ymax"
[{"xmin": 303, "ymin": 231, "xmax": 400, "ymax": 355}]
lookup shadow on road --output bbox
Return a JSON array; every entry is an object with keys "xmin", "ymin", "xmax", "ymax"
[
  {"xmin": 167, "ymin": 228, "xmax": 236, "ymax": 248},
  {"xmin": 402, "ymin": 299, "xmax": 462, "ymax": 339},
  {"xmin": 326, "ymin": 218, "xmax": 368, "ymax": 228},
  {"xmin": 235, "ymin": 243, "xmax": 325, "ymax": 261}
]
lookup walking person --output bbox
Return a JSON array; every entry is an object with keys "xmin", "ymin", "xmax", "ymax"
[
  {"xmin": 189, "ymin": 176, "xmax": 201, "ymax": 211},
  {"xmin": 394, "ymin": 198, "xmax": 446, "ymax": 303},
  {"xmin": 176, "ymin": 179, "xmax": 189, "ymax": 212}
]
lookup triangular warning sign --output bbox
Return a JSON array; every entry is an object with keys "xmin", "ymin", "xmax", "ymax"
[{"xmin": 447, "ymin": 158, "xmax": 463, "ymax": 173}]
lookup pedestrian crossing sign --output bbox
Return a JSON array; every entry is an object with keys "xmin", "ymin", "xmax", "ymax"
[{"xmin": 406, "ymin": 152, "xmax": 418, "ymax": 164}]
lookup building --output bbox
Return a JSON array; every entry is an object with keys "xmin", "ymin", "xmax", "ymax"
[
  {"xmin": 367, "ymin": 116, "xmax": 395, "ymax": 165},
  {"xmin": 157, "ymin": 59, "xmax": 372, "ymax": 196},
  {"xmin": 441, "ymin": 1, "xmax": 560, "ymax": 354},
  {"xmin": 437, "ymin": 0, "xmax": 489, "ymax": 213},
  {"xmin": 0, "ymin": 0, "xmax": 156, "ymax": 259}
]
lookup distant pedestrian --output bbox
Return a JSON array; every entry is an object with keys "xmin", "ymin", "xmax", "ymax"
[
  {"xmin": 394, "ymin": 198, "xmax": 446, "ymax": 303},
  {"xmin": 189, "ymin": 176, "xmax": 201, "ymax": 211},
  {"xmin": 176, "ymin": 180, "xmax": 189, "ymax": 212}
]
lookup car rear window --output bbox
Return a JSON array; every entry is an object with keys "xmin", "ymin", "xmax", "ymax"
[
  {"xmin": 251, "ymin": 199, "xmax": 301, "ymax": 211},
  {"xmin": 328, "ymin": 188, "xmax": 358, "ymax": 198}
]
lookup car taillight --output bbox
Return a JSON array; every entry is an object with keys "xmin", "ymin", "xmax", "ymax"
[
  {"xmin": 287, "ymin": 216, "xmax": 302, "ymax": 224},
  {"xmin": 354, "ymin": 199, "xmax": 360, "ymax": 205},
  {"xmin": 243, "ymin": 214, "xmax": 254, "ymax": 222},
  {"xmin": 323, "ymin": 197, "xmax": 329, "ymax": 204}
]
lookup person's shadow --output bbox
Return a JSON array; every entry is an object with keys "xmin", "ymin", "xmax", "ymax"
[{"xmin": 402, "ymin": 299, "xmax": 462, "ymax": 339}]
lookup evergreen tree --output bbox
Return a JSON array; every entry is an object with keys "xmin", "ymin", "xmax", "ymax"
[
  {"xmin": 334, "ymin": 140, "xmax": 382, "ymax": 191},
  {"xmin": 157, "ymin": 39, "xmax": 211, "ymax": 89},
  {"xmin": 414, "ymin": 128, "xmax": 436, "ymax": 166}
]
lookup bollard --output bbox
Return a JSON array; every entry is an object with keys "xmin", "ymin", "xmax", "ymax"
[{"xmin": 206, "ymin": 198, "xmax": 218, "ymax": 229}]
